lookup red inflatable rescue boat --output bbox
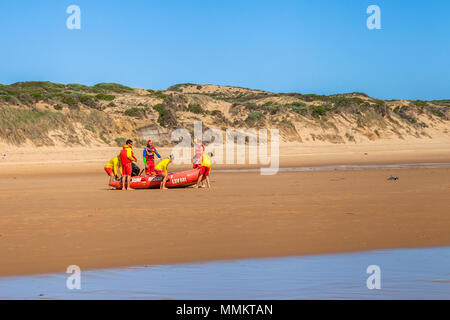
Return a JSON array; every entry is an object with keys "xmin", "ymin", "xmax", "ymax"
[{"xmin": 109, "ymin": 169, "xmax": 205, "ymax": 189}]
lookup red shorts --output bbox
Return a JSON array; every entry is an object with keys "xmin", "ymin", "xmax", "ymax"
[
  {"xmin": 146, "ymin": 161, "xmax": 155, "ymax": 175},
  {"xmin": 123, "ymin": 163, "xmax": 132, "ymax": 176},
  {"xmin": 154, "ymin": 169, "xmax": 164, "ymax": 176},
  {"xmin": 199, "ymin": 166, "xmax": 210, "ymax": 176},
  {"xmin": 104, "ymin": 167, "xmax": 114, "ymax": 176}
]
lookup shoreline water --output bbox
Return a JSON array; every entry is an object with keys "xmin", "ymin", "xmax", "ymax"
[
  {"xmin": 213, "ymin": 162, "xmax": 450, "ymax": 172},
  {"xmin": 1, "ymin": 247, "xmax": 449, "ymax": 300}
]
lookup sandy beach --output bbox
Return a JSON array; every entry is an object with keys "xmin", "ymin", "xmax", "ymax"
[{"xmin": 0, "ymin": 142, "xmax": 449, "ymax": 277}]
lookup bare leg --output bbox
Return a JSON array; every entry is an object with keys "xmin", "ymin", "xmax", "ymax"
[
  {"xmin": 160, "ymin": 173, "xmax": 168, "ymax": 190},
  {"xmin": 205, "ymin": 176, "xmax": 211, "ymax": 189},
  {"xmin": 194, "ymin": 174, "xmax": 203, "ymax": 188},
  {"xmin": 126, "ymin": 175, "xmax": 131, "ymax": 190},
  {"xmin": 122, "ymin": 175, "xmax": 126, "ymax": 190}
]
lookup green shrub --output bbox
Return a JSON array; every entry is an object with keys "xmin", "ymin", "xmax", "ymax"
[
  {"xmin": 326, "ymin": 95, "xmax": 364, "ymax": 107},
  {"xmin": 287, "ymin": 101, "xmax": 307, "ymax": 114},
  {"xmin": 429, "ymin": 106, "xmax": 447, "ymax": 119},
  {"xmin": 62, "ymin": 96, "xmax": 78, "ymax": 106},
  {"xmin": 153, "ymin": 103, "xmax": 177, "ymax": 127},
  {"xmin": 78, "ymin": 94, "xmax": 94, "ymax": 103},
  {"xmin": 93, "ymin": 83, "xmax": 133, "ymax": 93},
  {"xmin": 124, "ymin": 107, "xmax": 145, "ymax": 117},
  {"xmin": 210, "ymin": 110, "xmax": 222, "ymax": 116},
  {"xmin": 167, "ymin": 83, "xmax": 196, "ymax": 92},
  {"xmin": 147, "ymin": 89, "xmax": 168, "ymax": 99},
  {"xmin": 431, "ymin": 100, "xmax": 450, "ymax": 107},
  {"xmin": 413, "ymin": 100, "xmax": 428, "ymax": 107},
  {"xmin": 67, "ymin": 83, "xmax": 92, "ymax": 92},
  {"xmin": 246, "ymin": 111, "xmax": 263, "ymax": 122},
  {"xmin": 12, "ymin": 81, "xmax": 65, "ymax": 91},
  {"xmin": 310, "ymin": 105, "xmax": 331, "ymax": 118},
  {"xmin": 30, "ymin": 91, "xmax": 44, "ymax": 101},
  {"xmin": 155, "ymin": 91, "xmax": 167, "ymax": 99},
  {"xmin": 187, "ymin": 104, "xmax": 204, "ymax": 114},
  {"xmin": 95, "ymin": 93, "xmax": 115, "ymax": 101}
]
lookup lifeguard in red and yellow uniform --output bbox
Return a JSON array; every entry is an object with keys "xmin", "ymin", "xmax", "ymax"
[
  {"xmin": 120, "ymin": 139, "xmax": 138, "ymax": 191},
  {"xmin": 194, "ymin": 152, "xmax": 212, "ymax": 189},
  {"xmin": 143, "ymin": 139, "xmax": 161, "ymax": 175},
  {"xmin": 104, "ymin": 156, "xmax": 122, "ymax": 186},
  {"xmin": 192, "ymin": 138, "xmax": 205, "ymax": 169}
]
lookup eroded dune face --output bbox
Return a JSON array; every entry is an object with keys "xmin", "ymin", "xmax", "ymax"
[{"xmin": 0, "ymin": 82, "xmax": 449, "ymax": 148}]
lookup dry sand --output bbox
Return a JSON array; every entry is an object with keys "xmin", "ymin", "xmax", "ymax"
[{"xmin": 0, "ymin": 142, "xmax": 449, "ymax": 277}]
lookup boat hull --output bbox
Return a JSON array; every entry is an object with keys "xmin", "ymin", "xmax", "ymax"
[{"xmin": 109, "ymin": 169, "xmax": 204, "ymax": 189}]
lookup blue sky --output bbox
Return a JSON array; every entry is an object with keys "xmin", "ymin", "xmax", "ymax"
[{"xmin": 0, "ymin": 0, "xmax": 449, "ymax": 100}]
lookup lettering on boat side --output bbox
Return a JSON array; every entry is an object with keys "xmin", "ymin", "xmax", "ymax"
[{"xmin": 171, "ymin": 177, "xmax": 187, "ymax": 185}]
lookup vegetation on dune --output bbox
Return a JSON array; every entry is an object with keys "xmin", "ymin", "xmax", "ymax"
[
  {"xmin": 147, "ymin": 89, "xmax": 168, "ymax": 99},
  {"xmin": 0, "ymin": 81, "xmax": 131, "ymax": 109},
  {"xmin": 95, "ymin": 93, "xmax": 115, "ymax": 101},
  {"xmin": 244, "ymin": 111, "xmax": 264, "ymax": 126},
  {"xmin": 412, "ymin": 100, "xmax": 428, "ymax": 107},
  {"xmin": 187, "ymin": 104, "xmax": 204, "ymax": 114},
  {"xmin": 310, "ymin": 105, "xmax": 332, "ymax": 118},
  {"xmin": 207, "ymin": 91, "xmax": 274, "ymax": 103},
  {"xmin": 393, "ymin": 105, "xmax": 418, "ymax": 124},
  {"xmin": 0, "ymin": 105, "xmax": 116, "ymax": 146},
  {"xmin": 428, "ymin": 106, "xmax": 449, "ymax": 120},
  {"xmin": 123, "ymin": 107, "xmax": 146, "ymax": 118},
  {"xmin": 92, "ymin": 83, "xmax": 133, "ymax": 93},
  {"xmin": 0, "ymin": 107, "xmax": 67, "ymax": 145},
  {"xmin": 209, "ymin": 110, "xmax": 222, "ymax": 116},
  {"xmin": 167, "ymin": 83, "xmax": 198, "ymax": 92},
  {"xmin": 153, "ymin": 103, "xmax": 177, "ymax": 127},
  {"xmin": 0, "ymin": 81, "xmax": 448, "ymax": 146},
  {"xmin": 432, "ymin": 100, "xmax": 450, "ymax": 107},
  {"xmin": 286, "ymin": 101, "xmax": 307, "ymax": 114}
]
